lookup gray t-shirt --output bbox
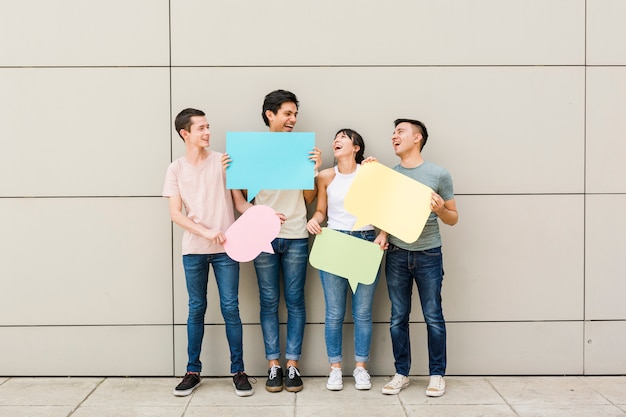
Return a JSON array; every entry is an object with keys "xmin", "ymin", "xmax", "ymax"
[{"xmin": 388, "ymin": 161, "xmax": 454, "ymax": 251}]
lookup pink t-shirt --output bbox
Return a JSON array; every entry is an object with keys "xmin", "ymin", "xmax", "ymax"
[{"xmin": 162, "ymin": 151, "xmax": 235, "ymax": 255}]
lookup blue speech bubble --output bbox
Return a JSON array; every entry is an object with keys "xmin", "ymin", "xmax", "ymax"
[{"xmin": 226, "ymin": 132, "xmax": 316, "ymax": 201}]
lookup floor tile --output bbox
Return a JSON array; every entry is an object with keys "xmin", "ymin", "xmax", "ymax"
[
  {"xmin": 405, "ymin": 404, "xmax": 516, "ymax": 417},
  {"xmin": 513, "ymin": 404, "xmax": 626, "ymax": 417},
  {"xmin": 185, "ymin": 405, "xmax": 294, "ymax": 417},
  {"xmin": 582, "ymin": 376, "xmax": 626, "ymax": 404},
  {"xmin": 72, "ymin": 406, "xmax": 189, "ymax": 417},
  {"xmin": 487, "ymin": 376, "xmax": 610, "ymax": 406},
  {"xmin": 0, "ymin": 406, "xmax": 74, "ymax": 417},
  {"xmin": 399, "ymin": 376, "xmax": 506, "ymax": 405},
  {"xmin": 297, "ymin": 404, "xmax": 408, "ymax": 417},
  {"xmin": 82, "ymin": 377, "xmax": 189, "ymax": 408},
  {"xmin": 0, "ymin": 377, "xmax": 102, "ymax": 406},
  {"xmin": 295, "ymin": 377, "xmax": 400, "ymax": 406},
  {"xmin": 188, "ymin": 377, "xmax": 295, "ymax": 406}
]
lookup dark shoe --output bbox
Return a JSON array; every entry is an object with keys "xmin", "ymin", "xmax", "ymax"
[
  {"xmin": 173, "ymin": 372, "xmax": 201, "ymax": 396},
  {"xmin": 285, "ymin": 366, "xmax": 303, "ymax": 392},
  {"xmin": 233, "ymin": 371, "xmax": 255, "ymax": 397},
  {"xmin": 265, "ymin": 365, "xmax": 283, "ymax": 392}
]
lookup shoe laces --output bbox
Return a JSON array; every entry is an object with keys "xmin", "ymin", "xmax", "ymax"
[
  {"xmin": 353, "ymin": 367, "xmax": 369, "ymax": 381},
  {"xmin": 182, "ymin": 372, "xmax": 200, "ymax": 384},
  {"xmin": 288, "ymin": 366, "xmax": 300, "ymax": 379},
  {"xmin": 269, "ymin": 366, "xmax": 281, "ymax": 379},
  {"xmin": 429, "ymin": 375, "xmax": 444, "ymax": 389},
  {"xmin": 234, "ymin": 371, "xmax": 256, "ymax": 385},
  {"xmin": 388, "ymin": 374, "xmax": 405, "ymax": 388}
]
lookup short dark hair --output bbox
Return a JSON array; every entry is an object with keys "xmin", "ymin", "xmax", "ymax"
[
  {"xmin": 394, "ymin": 118, "xmax": 429, "ymax": 150},
  {"xmin": 175, "ymin": 108, "xmax": 205, "ymax": 141},
  {"xmin": 335, "ymin": 128, "xmax": 365, "ymax": 164},
  {"xmin": 262, "ymin": 89, "xmax": 299, "ymax": 126}
]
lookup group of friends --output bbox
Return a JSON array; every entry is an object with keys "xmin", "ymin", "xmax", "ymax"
[{"xmin": 162, "ymin": 89, "xmax": 458, "ymax": 399}]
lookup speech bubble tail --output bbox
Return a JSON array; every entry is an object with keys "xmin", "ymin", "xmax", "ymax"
[
  {"xmin": 348, "ymin": 278, "xmax": 359, "ymax": 294},
  {"xmin": 247, "ymin": 188, "xmax": 259, "ymax": 202},
  {"xmin": 261, "ymin": 242, "xmax": 275, "ymax": 255}
]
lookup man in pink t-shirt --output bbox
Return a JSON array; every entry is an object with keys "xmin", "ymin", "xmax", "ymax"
[{"xmin": 163, "ymin": 108, "xmax": 253, "ymax": 398}]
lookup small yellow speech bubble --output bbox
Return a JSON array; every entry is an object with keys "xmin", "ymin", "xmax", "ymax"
[
  {"xmin": 309, "ymin": 228, "xmax": 383, "ymax": 293},
  {"xmin": 344, "ymin": 162, "xmax": 432, "ymax": 244}
]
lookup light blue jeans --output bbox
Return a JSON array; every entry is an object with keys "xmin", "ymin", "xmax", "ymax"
[
  {"xmin": 182, "ymin": 253, "xmax": 243, "ymax": 374},
  {"xmin": 385, "ymin": 244, "xmax": 446, "ymax": 376},
  {"xmin": 320, "ymin": 229, "xmax": 380, "ymax": 364},
  {"xmin": 253, "ymin": 237, "xmax": 308, "ymax": 361}
]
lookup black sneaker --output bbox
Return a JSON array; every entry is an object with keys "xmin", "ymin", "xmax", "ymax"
[
  {"xmin": 173, "ymin": 372, "xmax": 201, "ymax": 396},
  {"xmin": 265, "ymin": 365, "xmax": 283, "ymax": 392},
  {"xmin": 233, "ymin": 371, "xmax": 255, "ymax": 397},
  {"xmin": 285, "ymin": 366, "xmax": 303, "ymax": 392}
]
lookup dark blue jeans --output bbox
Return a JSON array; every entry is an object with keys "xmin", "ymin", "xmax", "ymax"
[
  {"xmin": 253, "ymin": 237, "xmax": 308, "ymax": 361},
  {"xmin": 385, "ymin": 244, "xmax": 446, "ymax": 376},
  {"xmin": 182, "ymin": 253, "xmax": 243, "ymax": 374}
]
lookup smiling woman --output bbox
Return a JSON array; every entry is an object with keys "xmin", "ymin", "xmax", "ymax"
[{"xmin": 306, "ymin": 127, "xmax": 387, "ymax": 392}]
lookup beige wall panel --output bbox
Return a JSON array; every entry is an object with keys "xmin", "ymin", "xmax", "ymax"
[
  {"xmin": 587, "ymin": 0, "xmax": 626, "ymax": 64},
  {"xmin": 171, "ymin": 66, "xmax": 583, "ymax": 195},
  {"xmin": 440, "ymin": 195, "xmax": 584, "ymax": 321},
  {"xmin": 585, "ymin": 195, "xmax": 626, "ymax": 319},
  {"xmin": 586, "ymin": 67, "xmax": 626, "ymax": 193},
  {"xmin": 174, "ymin": 322, "xmax": 397, "ymax": 377},
  {"xmin": 448, "ymin": 322, "xmax": 584, "ymax": 375},
  {"xmin": 0, "ymin": 68, "xmax": 171, "ymax": 197},
  {"xmin": 0, "ymin": 326, "xmax": 173, "ymax": 376},
  {"xmin": 584, "ymin": 321, "xmax": 626, "ymax": 374},
  {"xmin": 171, "ymin": 0, "xmax": 583, "ymax": 66},
  {"xmin": 0, "ymin": 198, "xmax": 172, "ymax": 325},
  {"xmin": 0, "ymin": 0, "xmax": 169, "ymax": 66}
]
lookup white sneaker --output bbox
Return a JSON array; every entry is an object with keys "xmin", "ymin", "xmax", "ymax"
[
  {"xmin": 326, "ymin": 367, "xmax": 343, "ymax": 391},
  {"xmin": 353, "ymin": 367, "xmax": 371, "ymax": 390},
  {"xmin": 381, "ymin": 373, "xmax": 409, "ymax": 395},
  {"xmin": 426, "ymin": 375, "xmax": 445, "ymax": 397}
]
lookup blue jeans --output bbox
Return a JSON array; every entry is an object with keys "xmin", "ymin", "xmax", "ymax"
[
  {"xmin": 253, "ymin": 237, "xmax": 308, "ymax": 361},
  {"xmin": 320, "ymin": 229, "xmax": 380, "ymax": 364},
  {"xmin": 385, "ymin": 244, "xmax": 446, "ymax": 376},
  {"xmin": 182, "ymin": 253, "xmax": 243, "ymax": 374}
]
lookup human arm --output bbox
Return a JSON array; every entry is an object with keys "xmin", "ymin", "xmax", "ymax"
[
  {"xmin": 167, "ymin": 195, "xmax": 226, "ymax": 244},
  {"xmin": 374, "ymin": 229, "xmax": 389, "ymax": 250},
  {"xmin": 306, "ymin": 168, "xmax": 331, "ymax": 234},
  {"xmin": 231, "ymin": 189, "xmax": 253, "ymax": 214},
  {"xmin": 303, "ymin": 147, "xmax": 322, "ymax": 204},
  {"xmin": 431, "ymin": 193, "xmax": 458, "ymax": 226}
]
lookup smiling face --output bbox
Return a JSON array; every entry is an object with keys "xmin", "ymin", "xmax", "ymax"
[
  {"xmin": 332, "ymin": 131, "xmax": 359, "ymax": 161},
  {"xmin": 391, "ymin": 122, "xmax": 422, "ymax": 157},
  {"xmin": 266, "ymin": 101, "xmax": 298, "ymax": 132},
  {"xmin": 181, "ymin": 115, "xmax": 210, "ymax": 148}
]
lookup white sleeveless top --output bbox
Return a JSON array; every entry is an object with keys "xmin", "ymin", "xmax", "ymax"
[{"xmin": 326, "ymin": 165, "xmax": 374, "ymax": 231}]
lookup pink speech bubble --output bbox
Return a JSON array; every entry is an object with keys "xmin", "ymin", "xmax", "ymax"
[{"xmin": 223, "ymin": 205, "xmax": 281, "ymax": 262}]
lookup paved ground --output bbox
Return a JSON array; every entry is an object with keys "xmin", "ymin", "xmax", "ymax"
[{"xmin": 1, "ymin": 375, "xmax": 625, "ymax": 416}]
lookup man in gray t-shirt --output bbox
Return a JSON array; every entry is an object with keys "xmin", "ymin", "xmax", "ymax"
[{"xmin": 380, "ymin": 119, "xmax": 458, "ymax": 398}]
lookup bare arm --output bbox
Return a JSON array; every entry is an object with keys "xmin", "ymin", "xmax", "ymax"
[
  {"xmin": 431, "ymin": 193, "xmax": 458, "ymax": 226},
  {"xmin": 306, "ymin": 168, "xmax": 332, "ymax": 234},
  {"xmin": 304, "ymin": 147, "xmax": 322, "ymax": 205},
  {"xmin": 168, "ymin": 195, "xmax": 226, "ymax": 244}
]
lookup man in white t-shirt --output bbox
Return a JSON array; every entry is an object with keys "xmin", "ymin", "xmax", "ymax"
[
  {"xmin": 228, "ymin": 90, "xmax": 321, "ymax": 392},
  {"xmin": 163, "ymin": 108, "xmax": 253, "ymax": 398}
]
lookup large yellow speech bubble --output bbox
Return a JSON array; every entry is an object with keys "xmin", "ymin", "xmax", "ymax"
[
  {"xmin": 344, "ymin": 162, "xmax": 432, "ymax": 244},
  {"xmin": 309, "ymin": 228, "xmax": 383, "ymax": 293}
]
